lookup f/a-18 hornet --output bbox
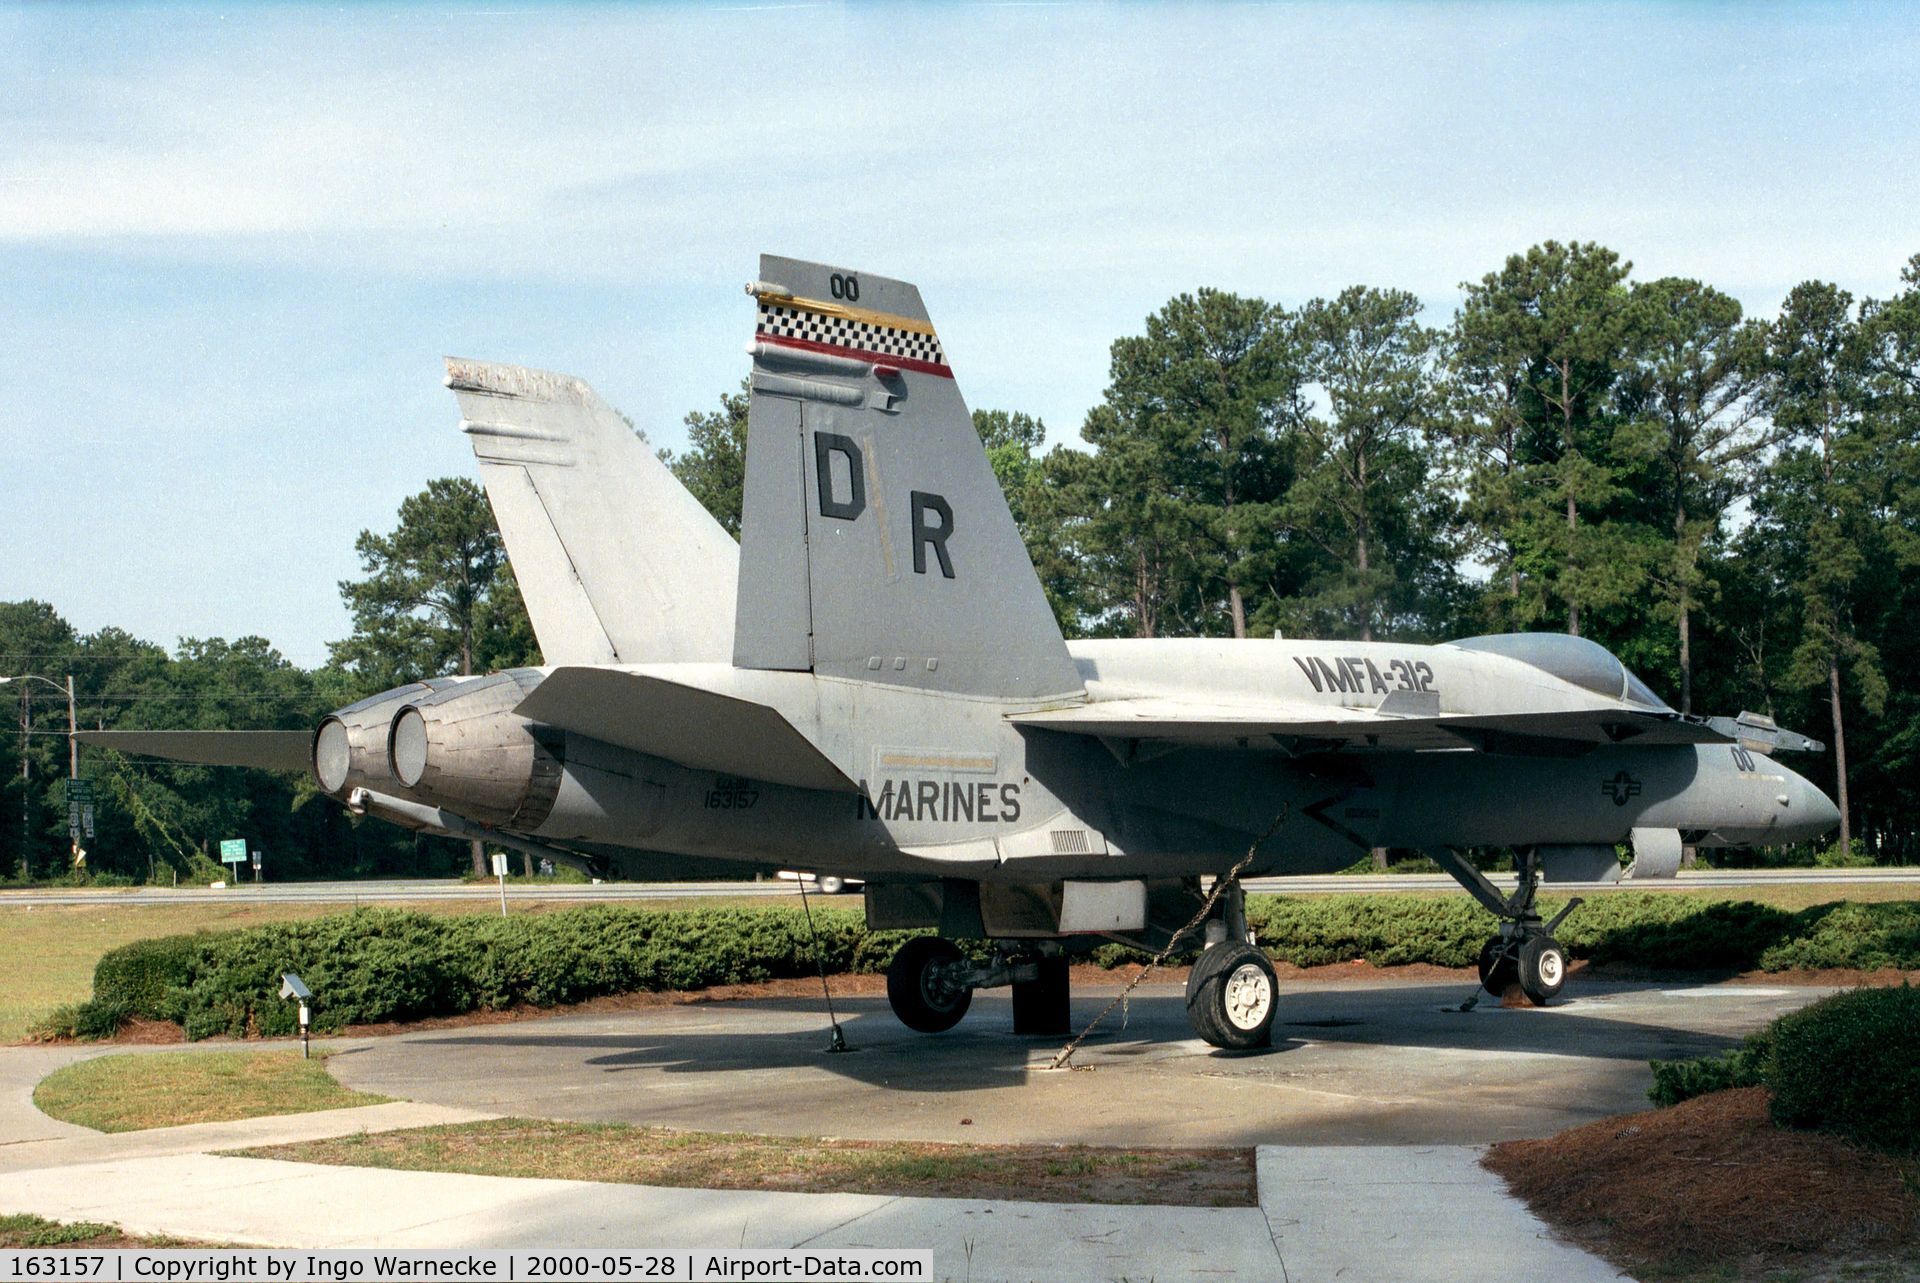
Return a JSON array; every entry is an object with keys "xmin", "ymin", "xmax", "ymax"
[{"xmin": 92, "ymin": 255, "xmax": 1840, "ymax": 1050}]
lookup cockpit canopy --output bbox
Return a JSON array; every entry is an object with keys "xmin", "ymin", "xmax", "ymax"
[{"xmin": 1447, "ymin": 633, "xmax": 1671, "ymax": 711}]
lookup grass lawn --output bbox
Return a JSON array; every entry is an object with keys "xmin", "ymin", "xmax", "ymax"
[
  {"xmin": 0, "ymin": 1214, "xmax": 212, "ymax": 1249},
  {"xmin": 0, "ymin": 894, "xmax": 773, "ymax": 1042},
  {"xmin": 234, "ymin": 1118, "xmax": 1255, "ymax": 1207},
  {"xmin": 32, "ymin": 1049, "xmax": 387, "ymax": 1132}
]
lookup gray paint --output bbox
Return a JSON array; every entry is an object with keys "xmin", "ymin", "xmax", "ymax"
[
  {"xmin": 512, "ymin": 665, "xmax": 854, "ymax": 793},
  {"xmin": 448, "ymin": 357, "xmax": 739, "ymax": 666},
  {"xmin": 75, "ymin": 730, "xmax": 313, "ymax": 773},
  {"xmin": 105, "ymin": 255, "xmax": 1842, "ymax": 946},
  {"xmin": 733, "ymin": 255, "xmax": 1083, "ymax": 702},
  {"xmin": 731, "ymin": 391, "xmax": 811, "ymax": 670}
]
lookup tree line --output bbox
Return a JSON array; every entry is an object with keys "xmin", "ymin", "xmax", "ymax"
[{"xmin": 4, "ymin": 240, "xmax": 1915, "ymax": 881}]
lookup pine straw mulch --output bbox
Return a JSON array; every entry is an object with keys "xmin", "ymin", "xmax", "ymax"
[{"xmin": 1484, "ymin": 1087, "xmax": 1919, "ymax": 1279}]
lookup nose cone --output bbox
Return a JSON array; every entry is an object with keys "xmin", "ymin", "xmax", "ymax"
[{"xmin": 1777, "ymin": 768, "xmax": 1841, "ymax": 844}]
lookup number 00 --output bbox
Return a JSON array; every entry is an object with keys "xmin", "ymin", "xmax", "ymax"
[{"xmin": 829, "ymin": 273, "xmax": 860, "ymax": 301}]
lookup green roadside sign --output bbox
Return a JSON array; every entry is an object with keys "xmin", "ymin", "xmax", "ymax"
[
  {"xmin": 219, "ymin": 838, "xmax": 248, "ymax": 865},
  {"xmin": 66, "ymin": 778, "xmax": 94, "ymax": 840}
]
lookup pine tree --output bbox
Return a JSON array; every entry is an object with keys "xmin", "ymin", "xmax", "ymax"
[
  {"xmin": 1453, "ymin": 243, "xmax": 1651, "ymax": 636},
  {"xmin": 1281, "ymin": 286, "xmax": 1454, "ymax": 641},
  {"xmin": 1619, "ymin": 278, "xmax": 1772, "ymax": 712},
  {"xmin": 1754, "ymin": 282, "xmax": 1886, "ymax": 860}
]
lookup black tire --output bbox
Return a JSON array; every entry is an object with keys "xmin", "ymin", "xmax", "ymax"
[
  {"xmin": 1185, "ymin": 942, "xmax": 1277, "ymax": 1050},
  {"xmin": 1478, "ymin": 937, "xmax": 1518, "ymax": 992},
  {"xmin": 886, "ymin": 936, "xmax": 972, "ymax": 1033},
  {"xmin": 1517, "ymin": 935, "xmax": 1567, "ymax": 1006}
]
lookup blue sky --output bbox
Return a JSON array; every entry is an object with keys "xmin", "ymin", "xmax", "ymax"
[{"xmin": 3, "ymin": 2, "xmax": 1916, "ymax": 667}]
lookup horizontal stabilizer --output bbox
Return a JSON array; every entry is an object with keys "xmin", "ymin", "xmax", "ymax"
[
  {"xmin": 77, "ymin": 730, "xmax": 312, "ymax": 773},
  {"xmin": 1010, "ymin": 699, "xmax": 1729, "ymax": 755},
  {"xmin": 513, "ymin": 667, "xmax": 857, "ymax": 793}
]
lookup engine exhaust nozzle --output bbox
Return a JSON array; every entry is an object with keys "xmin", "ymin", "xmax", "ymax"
[
  {"xmin": 383, "ymin": 669, "xmax": 561, "ymax": 830},
  {"xmin": 310, "ymin": 677, "xmax": 471, "ymax": 797}
]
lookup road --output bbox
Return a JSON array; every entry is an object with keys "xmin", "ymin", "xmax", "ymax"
[{"xmin": 0, "ymin": 867, "xmax": 1913, "ymax": 906}]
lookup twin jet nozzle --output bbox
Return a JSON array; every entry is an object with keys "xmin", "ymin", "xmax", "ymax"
[{"xmin": 311, "ymin": 671, "xmax": 563, "ymax": 831}]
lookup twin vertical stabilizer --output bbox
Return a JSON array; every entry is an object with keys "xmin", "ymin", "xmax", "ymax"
[
  {"xmin": 448, "ymin": 357, "xmax": 739, "ymax": 666},
  {"xmin": 732, "ymin": 255, "xmax": 1082, "ymax": 702},
  {"xmin": 450, "ymin": 257, "xmax": 1080, "ymax": 707}
]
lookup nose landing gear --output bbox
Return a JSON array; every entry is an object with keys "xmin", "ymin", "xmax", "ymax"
[
  {"xmin": 1430, "ymin": 845, "xmax": 1581, "ymax": 1006},
  {"xmin": 1479, "ymin": 928, "xmax": 1570, "ymax": 1004}
]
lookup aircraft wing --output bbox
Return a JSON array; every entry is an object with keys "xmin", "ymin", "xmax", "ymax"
[
  {"xmin": 513, "ymin": 666, "xmax": 859, "ymax": 792},
  {"xmin": 1008, "ymin": 698, "xmax": 1729, "ymax": 755},
  {"xmin": 75, "ymin": 730, "xmax": 313, "ymax": 772}
]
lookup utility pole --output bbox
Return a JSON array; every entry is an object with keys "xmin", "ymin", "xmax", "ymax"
[
  {"xmin": 65, "ymin": 675, "xmax": 79, "ymax": 870},
  {"xmin": 2, "ymin": 674, "xmax": 79, "ymax": 880},
  {"xmin": 64, "ymin": 674, "xmax": 76, "ymax": 780},
  {"xmin": 15, "ymin": 684, "xmax": 27, "ymax": 883}
]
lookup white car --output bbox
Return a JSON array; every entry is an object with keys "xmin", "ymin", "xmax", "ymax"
[{"xmin": 775, "ymin": 870, "xmax": 864, "ymax": 895}]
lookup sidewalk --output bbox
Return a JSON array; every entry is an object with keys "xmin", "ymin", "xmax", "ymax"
[{"xmin": 0, "ymin": 1049, "xmax": 1626, "ymax": 1281}]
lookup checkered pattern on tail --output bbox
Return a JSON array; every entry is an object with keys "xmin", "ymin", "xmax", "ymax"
[{"xmin": 757, "ymin": 301, "xmax": 946, "ymax": 368}]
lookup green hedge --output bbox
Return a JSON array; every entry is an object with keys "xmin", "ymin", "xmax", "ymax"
[
  {"xmin": 1767, "ymin": 985, "xmax": 1920, "ymax": 1154},
  {"xmin": 1249, "ymin": 895, "xmax": 1491, "ymax": 967},
  {"xmin": 1651, "ymin": 986, "xmax": 1920, "ymax": 1155},
  {"xmin": 1118, "ymin": 894, "xmax": 1916, "ymax": 973},
  {"xmin": 33, "ymin": 998, "xmax": 134, "ymax": 1041},
  {"xmin": 75, "ymin": 894, "xmax": 1920, "ymax": 1041},
  {"xmin": 1753, "ymin": 901, "xmax": 1920, "ymax": 971},
  {"xmin": 1648, "ymin": 1027, "xmax": 1775, "ymax": 1107},
  {"xmin": 93, "ymin": 934, "xmax": 205, "ymax": 1022},
  {"xmin": 85, "ymin": 906, "xmax": 919, "ymax": 1041}
]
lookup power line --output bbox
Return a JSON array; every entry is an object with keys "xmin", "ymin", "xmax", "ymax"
[
  {"xmin": 0, "ymin": 653, "xmax": 306, "ymax": 663},
  {"xmin": 39, "ymin": 693, "xmax": 318, "ymax": 703}
]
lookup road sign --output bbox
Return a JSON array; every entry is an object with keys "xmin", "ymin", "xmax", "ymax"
[
  {"xmin": 65, "ymin": 778, "xmax": 94, "ymax": 840},
  {"xmin": 219, "ymin": 838, "xmax": 248, "ymax": 865}
]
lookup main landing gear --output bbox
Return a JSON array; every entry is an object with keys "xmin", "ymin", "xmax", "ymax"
[
  {"xmin": 885, "ymin": 938, "xmax": 1074, "ymax": 1036},
  {"xmin": 884, "ymin": 880, "xmax": 1279, "ymax": 1051},
  {"xmin": 1430, "ymin": 845, "xmax": 1580, "ymax": 1006},
  {"xmin": 886, "ymin": 937, "xmax": 973, "ymax": 1033}
]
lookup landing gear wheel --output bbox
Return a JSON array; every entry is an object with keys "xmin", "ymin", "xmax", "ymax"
[
  {"xmin": 1186, "ymin": 942, "xmax": 1277, "ymax": 1050},
  {"xmin": 886, "ymin": 936, "xmax": 972, "ymax": 1033},
  {"xmin": 815, "ymin": 875, "xmax": 845, "ymax": 895},
  {"xmin": 1517, "ymin": 935, "xmax": 1566, "ymax": 1006},
  {"xmin": 1477, "ymin": 937, "xmax": 1518, "ymax": 992}
]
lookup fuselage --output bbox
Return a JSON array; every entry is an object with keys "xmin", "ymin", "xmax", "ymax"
[{"xmin": 315, "ymin": 635, "xmax": 1839, "ymax": 885}]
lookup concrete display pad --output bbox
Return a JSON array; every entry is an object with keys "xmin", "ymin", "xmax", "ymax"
[
  {"xmin": 329, "ymin": 975, "xmax": 1823, "ymax": 1147},
  {"xmin": 4, "ymin": 975, "xmax": 1810, "ymax": 1278}
]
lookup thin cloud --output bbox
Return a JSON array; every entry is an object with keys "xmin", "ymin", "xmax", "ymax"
[{"xmin": 1, "ymin": 3, "xmax": 1915, "ymax": 664}]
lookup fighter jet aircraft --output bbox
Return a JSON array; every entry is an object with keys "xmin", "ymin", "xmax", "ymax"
[{"xmin": 87, "ymin": 255, "xmax": 1840, "ymax": 1050}]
